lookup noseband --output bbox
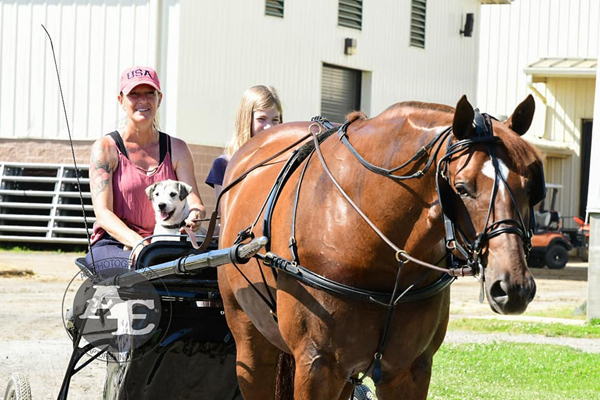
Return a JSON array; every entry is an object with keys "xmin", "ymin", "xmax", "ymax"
[{"xmin": 436, "ymin": 110, "xmax": 534, "ymax": 278}]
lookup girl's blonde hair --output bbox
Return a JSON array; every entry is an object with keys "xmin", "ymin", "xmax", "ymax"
[{"xmin": 226, "ymin": 85, "xmax": 283, "ymax": 158}]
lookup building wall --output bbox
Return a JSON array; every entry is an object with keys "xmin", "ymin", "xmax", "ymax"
[
  {"xmin": 177, "ymin": 0, "xmax": 482, "ymax": 148},
  {"xmin": 1, "ymin": 0, "xmax": 482, "ymax": 145},
  {"xmin": 0, "ymin": 0, "xmax": 165, "ymax": 141},
  {"xmin": 478, "ymin": 0, "xmax": 600, "ymax": 224},
  {"xmin": 1, "ymin": 0, "xmax": 488, "ymax": 215}
]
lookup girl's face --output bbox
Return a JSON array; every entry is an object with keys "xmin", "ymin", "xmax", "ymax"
[
  {"xmin": 251, "ymin": 107, "xmax": 281, "ymax": 137},
  {"xmin": 119, "ymin": 84, "xmax": 162, "ymax": 124}
]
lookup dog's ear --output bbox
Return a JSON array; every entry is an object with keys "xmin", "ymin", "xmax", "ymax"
[
  {"xmin": 145, "ymin": 183, "xmax": 158, "ymax": 201},
  {"xmin": 178, "ymin": 182, "xmax": 193, "ymax": 200}
]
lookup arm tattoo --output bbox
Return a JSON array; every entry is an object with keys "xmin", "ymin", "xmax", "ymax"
[{"xmin": 91, "ymin": 149, "xmax": 112, "ymax": 199}]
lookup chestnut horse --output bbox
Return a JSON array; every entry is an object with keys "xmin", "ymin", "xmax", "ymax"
[{"xmin": 217, "ymin": 95, "xmax": 545, "ymax": 399}]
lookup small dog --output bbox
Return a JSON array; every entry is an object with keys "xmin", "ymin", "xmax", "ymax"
[{"xmin": 145, "ymin": 179, "xmax": 192, "ymax": 242}]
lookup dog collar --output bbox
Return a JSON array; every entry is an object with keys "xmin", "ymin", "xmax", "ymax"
[{"xmin": 161, "ymin": 220, "xmax": 187, "ymax": 230}]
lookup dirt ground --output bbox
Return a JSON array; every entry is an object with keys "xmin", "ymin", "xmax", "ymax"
[{"xmin": 0, "ymin": 250, "xmax": 591, "ymax": 399}]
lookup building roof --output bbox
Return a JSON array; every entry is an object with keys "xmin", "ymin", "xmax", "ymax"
[{"xmin": 524, "ymin": 58, "xmax": 597, "ymax": 82}]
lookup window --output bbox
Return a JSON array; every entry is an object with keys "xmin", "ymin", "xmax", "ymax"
[
  {"xmin": 338, "ymin": 0, "xmax": 362, "ymax": 30},
  {"xmin": 265, "ymin": 0, "xmax": 284, "ymax": 18},
  {"xmin": 410, "ymin": 0, "xmax": 426, "ymax": 48}
]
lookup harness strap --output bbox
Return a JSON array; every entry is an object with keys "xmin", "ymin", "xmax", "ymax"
[
  {"xmin": 259, "ymin": 252, "xmax": 455, "ymax": 304},
  {"xmin": 337, "ymin": 124, "xmax": 449, "ymax": 181},
  {"xmin": 311, "ymin": 124, "xmax": 473, "ymax": 277}
]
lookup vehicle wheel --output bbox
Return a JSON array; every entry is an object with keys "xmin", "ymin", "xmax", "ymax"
[
  {"xmin": 545, "ymin": 244, "xmax": 568, "ymax": 269},
  {"xmin": 352, "ymin": 384, "xmax": 375, "ymax": 400},
  {"xmin": 4, "ymin": 373, "xmax": 32, "ymax": 400}
]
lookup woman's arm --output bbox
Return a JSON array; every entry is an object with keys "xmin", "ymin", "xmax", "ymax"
[
  {"xmin": 171, "ymin": 138, "xmax": 206, "ymax": 231},
  {"xmin": 89, "ymin": 137, "xmax": 146, "ymax": 248}
]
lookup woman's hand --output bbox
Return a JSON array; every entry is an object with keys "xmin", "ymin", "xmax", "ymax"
[{"xmin": 181, "ymin": 207, "xmax": 204, "ymax": 233}]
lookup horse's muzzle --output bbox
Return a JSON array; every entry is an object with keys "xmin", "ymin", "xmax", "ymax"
[{"xmin": 488, "ymin": 275, "xmax": 536, "ymax": 315}]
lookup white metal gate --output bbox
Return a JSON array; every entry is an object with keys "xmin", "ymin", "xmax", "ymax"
[{"xmin": 0, "ymin": 162, "xmax": 93, "ymax": 244}]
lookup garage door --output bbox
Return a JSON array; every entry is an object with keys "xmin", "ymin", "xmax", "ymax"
[{"xmin": 320, "ymin": 64, "xmax": 361, "ymax": 124}]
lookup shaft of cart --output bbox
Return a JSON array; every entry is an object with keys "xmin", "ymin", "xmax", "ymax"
[{"xmin": 57, "ymin": 236, "xmax": 267, "ymax": 400}]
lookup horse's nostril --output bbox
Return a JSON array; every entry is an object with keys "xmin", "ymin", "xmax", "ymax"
[{"xmin": 490, "ymin": 280, "xmax": 508, "ymax": 305}]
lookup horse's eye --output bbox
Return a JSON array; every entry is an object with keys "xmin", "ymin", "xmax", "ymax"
[
  {"xmin": 455, "ymin": 183, "xmax": 472, "ymax": 198},
  {"xmin": 170, "ymin": 192, "xmax": 177, "ymax": 197}
]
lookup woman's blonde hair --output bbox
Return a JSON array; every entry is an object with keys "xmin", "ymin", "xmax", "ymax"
[{"xmin": 226, "ymin": 85, "xmax": 283, "ymax": 158}]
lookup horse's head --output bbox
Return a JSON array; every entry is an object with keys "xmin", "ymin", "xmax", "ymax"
[{"xmin": 440, "ymin": 95, "xmax": 545, "ymax": 314}]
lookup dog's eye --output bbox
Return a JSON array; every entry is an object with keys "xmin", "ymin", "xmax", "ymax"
[
  {"xmin": 170, "ymin": 192, "xmax": 177, "ymax": 197},
  {"xmin": 154, "ymin": 192, "xmax": 159, "ymax": 197}
]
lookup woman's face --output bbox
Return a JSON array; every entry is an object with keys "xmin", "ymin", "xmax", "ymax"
[
  {"xmin": 251, "ymin": 107, "xmax": 281, "ymax": 137},
  {"xmin": 119, "ymin": 84, "xmax": 162, "ymax": 125}
]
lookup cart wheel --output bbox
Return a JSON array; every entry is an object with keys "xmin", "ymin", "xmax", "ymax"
[
  {"xmin": 3, "ymin": 373, "xmax": 32, "ymax": 400},
  {"xmin": 352, "ymin": 384, "xmax": 375, "ymax": 400},
  {"xmin": 545, "ymin": 244, "xmax": 568, "ymax": 269}
]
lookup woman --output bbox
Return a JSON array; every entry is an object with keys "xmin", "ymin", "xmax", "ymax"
[
  {"xmin": 206, "ymin": 85, "xmax": 283, "ymax": 200},
  {"xmin": 86, "ymin": 66, "xmax": 206, "ymax": 270}
]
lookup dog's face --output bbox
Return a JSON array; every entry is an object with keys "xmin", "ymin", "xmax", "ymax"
[{"xmin": 145, "ymin": 180, "xmax": 192, "ymax": 223}]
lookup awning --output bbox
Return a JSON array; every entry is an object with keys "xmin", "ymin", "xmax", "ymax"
[
  {"xmin": 525, "ymin": 137, "xmax": 575, "ymax": 158},
  {"xmin": 524, "ymin": 58, "xmax": 597, "ymax": 82}
]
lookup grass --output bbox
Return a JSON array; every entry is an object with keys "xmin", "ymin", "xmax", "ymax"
[
  {"xmin": 428, "ymin": 342, "xmax": 600, "ymax": 400},
  {"xmin": 359, "ymin": 318, "xmax": 600, "ymax": 399},
  {"xmin": 449, "ymin": 318, "xmax": 600, "ymax": 339},
  {"xmin": 523, "ymin": 306, "xmax": 587, "ymax": 320}
]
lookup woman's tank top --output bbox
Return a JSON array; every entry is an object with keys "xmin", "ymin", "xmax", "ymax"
[{"xmin": 90, "ymin": 131, "xmax": 178, "ymax": 244}]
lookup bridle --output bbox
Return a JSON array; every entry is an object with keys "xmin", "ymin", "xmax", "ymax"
[
  {"xmin": 329, "ymin": 110, "xmax": 539, "ymax": 281},
  {"xmin": 435, "ymin": 110, "xmax": 536, "ymax": 288}
]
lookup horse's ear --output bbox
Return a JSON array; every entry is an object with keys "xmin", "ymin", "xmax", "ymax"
[
  {"xmin": 452, "ymin": 95, "xmax": 475, "ymax": 140},
  {"xmin": 505, "ymin": 95, "xmax": 535, "ymax": 136}
]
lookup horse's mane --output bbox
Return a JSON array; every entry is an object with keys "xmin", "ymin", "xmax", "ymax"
[
  {"xmin": 496, "ymin": 128, "xmax": 543, "ymax": 174},
  {"xmin": 391, "ymin": 101, "xmax": 455, "ymax": 114}
]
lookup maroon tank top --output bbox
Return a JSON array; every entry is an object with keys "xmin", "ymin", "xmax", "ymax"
[{"xmin": 91, "ymin": 132, "xmax": 178, "ymax": 244}]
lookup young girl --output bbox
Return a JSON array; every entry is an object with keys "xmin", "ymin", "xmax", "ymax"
[{"xmin": 205, "ymin": 85, "xmax": 283, "ymax": 200}]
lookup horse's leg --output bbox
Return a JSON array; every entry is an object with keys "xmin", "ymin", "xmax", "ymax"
[
  {"xmin": 374, "ymin": 352, "xmax": 434, "ymax": 400},
  {"xmin": 291, "ymin": 351, "xmax": 348, "ymax": 400},
  {"xmin": 218, "ymin": 268, "xmax": 281, "ymax": 400},
  {"xmin": 338, "ymin": 383, "xmax": 356, "ymax": 400}
]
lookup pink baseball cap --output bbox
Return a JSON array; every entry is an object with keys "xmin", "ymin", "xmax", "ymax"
[{"xmin": 119, "ymin": 66, "xmax": 161, "ymax": 94}]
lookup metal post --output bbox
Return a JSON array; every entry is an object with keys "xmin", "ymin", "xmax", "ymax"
[
  {"xmin": 586, "ymin": 60, "xmax": 600, "ymax": 322},
  {"xmin": 589, "ymin": 215, "xmax": 600, "ymax": 321}
]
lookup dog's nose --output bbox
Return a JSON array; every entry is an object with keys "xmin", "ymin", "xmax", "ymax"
[{"xmin": 158, "ymin": 203, "xmax": 166, "ymax": 210}]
